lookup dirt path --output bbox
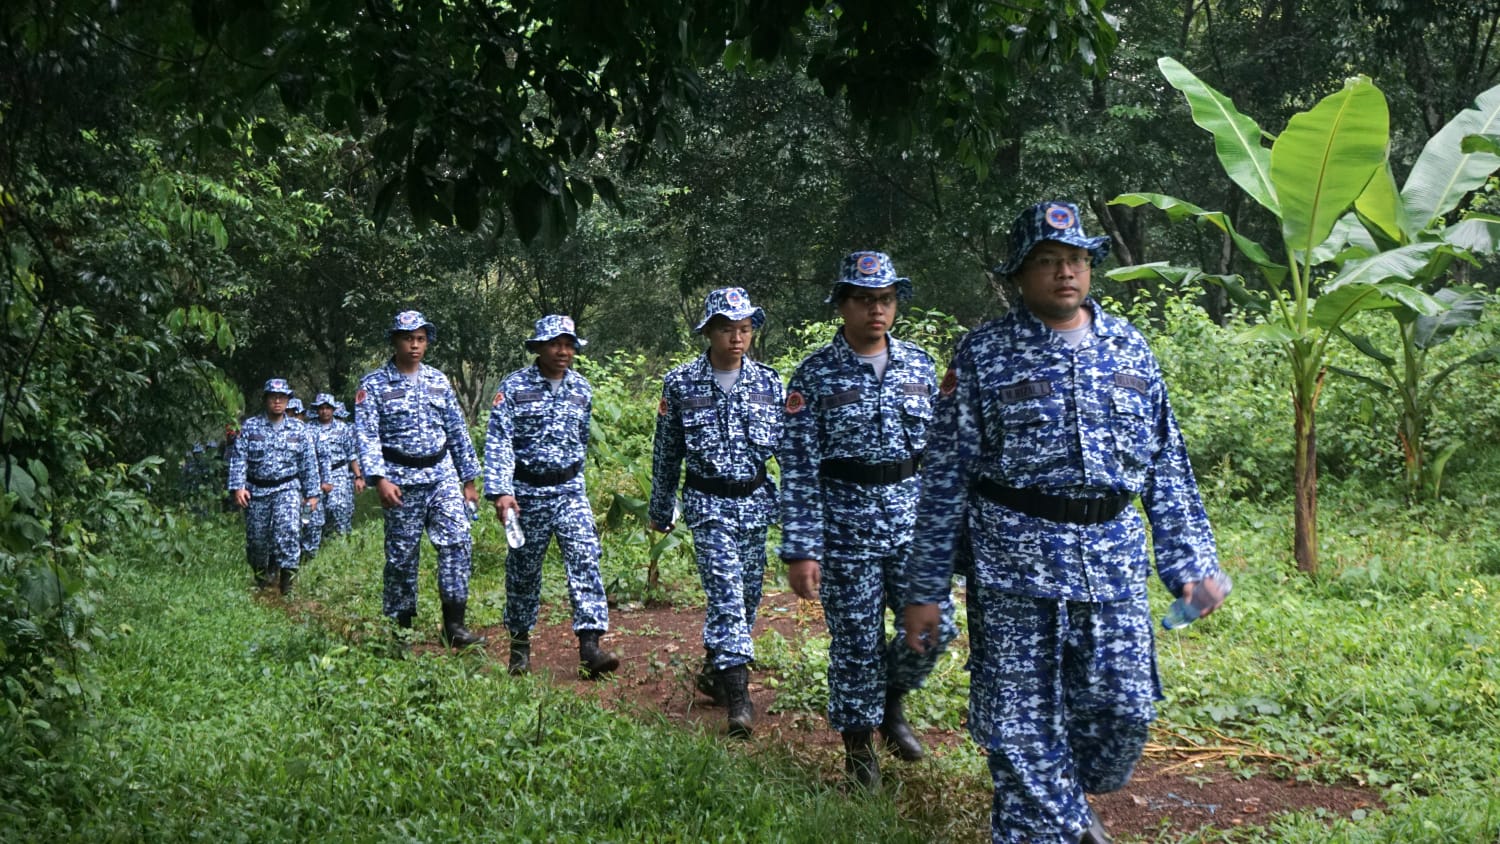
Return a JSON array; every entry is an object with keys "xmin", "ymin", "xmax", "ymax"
[{"xmin": 421, "ymin": 589, "xmax": 1379, "ymax": 841}]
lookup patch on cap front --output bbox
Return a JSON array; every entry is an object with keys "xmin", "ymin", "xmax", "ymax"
[
  {"xmin": 1045, "ymin": 204, "xmax": 1076, "ymax": 230},
  {"xmin": 725, "ymin": 288, "xmax": 745, "ymax": 306},
  {"xmin": 857, "ymin": 254, "xmax": 881, "ymax": 275}
]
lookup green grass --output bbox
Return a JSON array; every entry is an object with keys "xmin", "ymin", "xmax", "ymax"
[{"xmin": 2, "ymin": 515, "xmax": 943, "ymax": 843}]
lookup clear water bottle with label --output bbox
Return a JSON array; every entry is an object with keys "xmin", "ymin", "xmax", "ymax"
[
  {"xmin": 464, "ymin": 499, "xmax": 479, "ymax": 523},
  {"xmin": 1162, "ymin": 571, "xmax": 1233, "ymax": 630},
  {"xmin": 300, "ymin": 500, "xmax": 313, "ymax": 527},
  {"xmin": 504, "ymin": 508, "xmax": 526, "ymax": 549}
]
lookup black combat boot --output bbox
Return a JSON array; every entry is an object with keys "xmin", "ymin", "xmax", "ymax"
[
  {"xmin": 720, "ymin": 664, "xmax": 754, "ymax": 739},
  {"xmin": 842, "ymin": 729, "xmax": 881, "ymax": 790},
  {"xmin": 508, "ymin": 631, "xmax": 531, "ymax": 676},
  {"xmin": 440, "ymin": 602, "xmax": 486, "ymax": 648},
  {"xmin": 393, "ymin": 610, "xmax": 414, "ymax": 629},
  {"xmin": 878, "ymin": 686, "xmax": 925, "ymax": 761},
  {"xmin": 577, "ymin": 630, "xmax": 619, "ymax": 679},
  {"xmin": 278, "ymin": 568, "xmax": 296, "ymax": 596},
  {"xmin": 252, "ymin": 565, "xmax": 275, "ymax": 590},
  {"xmin": 1079, "ymin": 810, "xmax": 1113, "ymax": 844},
  {"xmin": 696, "ymin": 648, "xmax": 726, "ymax": 705}
]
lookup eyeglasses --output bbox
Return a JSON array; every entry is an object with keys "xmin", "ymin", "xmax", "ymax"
[
  {"xmin": 848, "ymin": 292, "xmax": 899, "ymax": 309},
  {"xmin": 1024, "ymin": 254, "xmax": 1091, "ymax": 272}
]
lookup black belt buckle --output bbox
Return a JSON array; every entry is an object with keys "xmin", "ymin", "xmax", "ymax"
[
  {"xmin": 516, "ymin": 461, "xmax": 582, "ymax": 487},
  {"xmin": 686, "ymin": 465, "xmax": 767, "ymax": 498}
]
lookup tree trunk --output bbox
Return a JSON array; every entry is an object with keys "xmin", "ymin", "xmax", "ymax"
[{"xmin": 1293, "ymin": 379, "xmax": 1320, "ymax": 574}]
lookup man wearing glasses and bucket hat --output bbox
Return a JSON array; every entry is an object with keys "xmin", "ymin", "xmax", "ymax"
[
  {"xmin": 779, "ymin": 251, "xmax": 958, "ymax": 788},
  {"xmin": 484, "ymin": 315, "xmax": 618, "ymax": 679},
  {"xmin": 903, "ymin": 201, "xmax": 1228, "ymax": 844},
  {"xmin": 354, "ymin": 310, "xmax": 486, "ymax": 649},
  {"xmin": 649, "ymin": 287, "xmax": 785, "ymax": 739}
]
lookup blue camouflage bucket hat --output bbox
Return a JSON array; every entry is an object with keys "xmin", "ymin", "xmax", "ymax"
[
  {"xmin": 262, "ymin": 378, "xmax": 294, "ymax": 396},
  {"xmin": 286, "ymin": 397, "xmax": 305, "ymax": 415},
  {"xmin": 694, "ymin": 287, "xmax": 766, "ymax": 333},
  {"xmin": 387, "ymin": 309, "xmax": 437, "ymax": 342},
  {"xmin": 334, "ymin": 401, "xmax": 349, "ymax": 420},
  {"xmin": 997, "ymin": 200, "xmax": 1111, "ymax": 277},
  {"xmin": 524, "ymin": 314, "xmax": 587, "ymax": 351},
  {"xmin": 826, "ymin": 251, "xmax": 914, "ymax": 304},
  {"xmin": 312, "ymin": 393, "xmax": 336, "ymax": 409}
]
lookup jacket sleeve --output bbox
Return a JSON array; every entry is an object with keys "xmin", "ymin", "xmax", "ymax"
[
  {"xmin": 907, "ymin": 335, "xmax": 981, "ymax": 605},
  {"xmin": 1141, "ymin": 363, "xmax": 1221, "ymax": 596},
  {"xmin": 482, "ymin": 382, "xmax": 517, "ymax": 498},
  {"xmin": 354, "ymin": 381, "xmax": 389, "ymax": 481},
  {"xmin": 776, "ymin": 366, "xmax": 824, "ymax": 562},
  {"xmin": 648, "ymin": 379, "xmax": 685, "ymax": 527},
  {"xmin": 440, "ymin": 375, "xmax": 481, "ymax": 482}
]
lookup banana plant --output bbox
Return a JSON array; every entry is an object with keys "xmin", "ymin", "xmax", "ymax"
[{"xmin": 1110, "ymin": 58, "xmax": 1499, "ymax": 574}]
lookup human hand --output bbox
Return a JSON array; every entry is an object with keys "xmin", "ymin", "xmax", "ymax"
[
  {"xmin": 232, "ymin": 489, "xmax": 250, "ymax": 509},
  {"xmin": 786, "ymin": 559, "xmax": 821, "ymax": 601},
  {"xmin": 903, "ymin": 603, "xmax": 942, "ymax": 653},
  {"xmin": 376, "ymin": 478, "xmax": 403, "ymax": 508},
  {"xmin": 493, "ymin": 495, "xmax": 519, "ymax": 521}
]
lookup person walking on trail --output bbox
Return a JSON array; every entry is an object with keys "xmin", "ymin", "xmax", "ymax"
[
  {"xmin": 648, "ymin": 287, "xmax": 785, "ymax": 739},
  {"xmin": 903, "ymin": 200, "xmax": 1229, "ymax": 844},
  {"xmin": 778, "ymin": 251, "xmax": 958, "ymax": 789},
  {"xmin": 226, "ymin": 379, "xmax": 321, "ymax": 595},
  {"xmin": 313, "ymin": 393, "xmax": 363, "ymax": 537},
  {"xmin": 292, "ymin": 394, "xmax": 333, "ymax": 564},
  {"xmin": 484, "ymin": 315, "xmax": 618, "ymax": 680},
  {"xmin": 353, "ymin": 310, "xmax": 486, "ymax": 649}
]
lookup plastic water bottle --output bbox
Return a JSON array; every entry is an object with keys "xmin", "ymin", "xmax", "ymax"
[
  {"xmin": 300, "ymin": 500, "xmax": 313, "ymax": 527},
  {"xmin": 464, "ymin": 499, "xmax": 479, "ymax": 523},
  {"xmin": 1162, "ymin": 572, "xmax": 1233, "ymax": 630},
  {"xmin": 504, "ymin": 509, "xmax": 526, "ymax": 549}
]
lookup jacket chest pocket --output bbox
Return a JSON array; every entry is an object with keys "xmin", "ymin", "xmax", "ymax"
[
  {"xmin": 898, "ymin": 387, "xmax": 933, "ymax": 451},
  {"xmin": 821, "ymin": 388, "xmax": 866, "ymax": 443},
  {"xmin": 682, "ymin": 404, "xmax": 718, "ymax": 451},
  {"xmin": 1109, "ymin": 385, "xmax": 1157, "ymax": 470},
  {"xmin": 744, "ymin": 398, "xmax": 782, "ymax": 448},
  {"xmin": 995, "ymin": 389, "xmax": 1067, "ymax": 476},
  {"xmin": 512, "ymin": 399, "xmax": 551, "ymax": 445}
]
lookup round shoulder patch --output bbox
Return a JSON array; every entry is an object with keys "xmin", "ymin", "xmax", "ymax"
[
  {"xmin": 940, "ymin": 368, "xmax": 958, "ymax": 396},
  {"xmin": 785, "ymin": 390, "xmax": 806, "ymax": 414},
  {"xmin": 355, "ymin": 388, "xmax": 368, "ymax": 405},
  {"xmin": 492, "ymin": 391, "xmax": 505, "ymax": 407},
  {"xmin": 657, "ymin": 397, "xmax": 668, "ymax": 417}
]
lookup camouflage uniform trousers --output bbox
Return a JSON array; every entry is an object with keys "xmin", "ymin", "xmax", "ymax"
[
  {"xmin": 246, "ymin": 486, "xmax": 302, "ymax": 575},
  {"xmin": 380, "ymin": 481, "xmax": 473, "ymax": 618},
  {"xmin": 326, "ymin": 469, "xmax": 355, "ymax": 536},
  {"xmin": 300, "ymin": 492, "xmax": 325, "ymax": 558},
  {"xmin": 969, "ymin": 586, "xmax": 1157, "ymax": 844},
  {"xmin": 503, "ymin": 489, "xmax": 608, "ymax": 635},
  {"xmin": 692, "ymin": 519, "xmax": 769, "ymax": 670},
  {"xmin": 821, "ymin": 531, "xmax": 958, "ymax": 733}
]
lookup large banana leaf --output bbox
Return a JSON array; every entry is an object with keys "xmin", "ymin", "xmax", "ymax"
[
  {"xmin": 1413, "ymin": 287, "xmax": 1488, "ymax": 349},
  {"xmin": 1323, "ymin": 241, "xmax": 1444, "ymax": 291},
  {"xmin": 1461, "ymin": 134, "xmax": 1500, "ymax": 155},
  {"xmin": 1311, "ymin": 281, "xmax": 1442, "ymax": 327},
  {"xmin": 1400, "ymin": 84, "xmax": 1500, "ymax": 235},
  {"xmin": 1443, "ymin": 214, "xmax": 1500, "ymax": 253},
  {"xmin": 1158, "ymin": 57, "xmax": 1278, "ymax": 215},
  {"xmin": 1271, "ymin": 76, "xmax": 1389, "ymax": 258},
  {"xmin": 1353, "ymin": 161, "xmax": 1404, "ymax": 245},
  {"xmin": 1111, "ymin": 192, "xmax": 1287, "ymax": 284},
  {"xmin": 1106, "ymin": 261, "xmax": 1269, "ymax": 313}
]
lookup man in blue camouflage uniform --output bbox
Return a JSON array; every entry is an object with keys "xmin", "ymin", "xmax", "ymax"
[
  {"xmin": 649, "ymin": 288, "xmax": 784, "ymax": 738},
  {"xmin": 226, "ymin": 379, "xmax": 321, "ymax": 595},
  {"xmin": 485, "ymin": 315, "xmax": 618, "ymax": 679},
  {"xmin": 904, "ymin": 201, "xmax": 1228, "ymax": 844},
  {"xmin": 313, "ymin": 393, "xmax": 363, "ymax": 537},
  {"xmin": 355, "ymin": 310, "xmax": 486, "ymax": 648},
  {"xmin": 292, "ymin": 396, "xmax": 333, "ymax": 562},
  {"xmin": 780, "ymin": 252, "xmax": 958, "ymax": 788}
]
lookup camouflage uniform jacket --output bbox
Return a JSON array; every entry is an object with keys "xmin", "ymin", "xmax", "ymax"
[
  {"xmin": 778, "ymin": 330, "xmax": 937, "ymax": 562},
  {"xmin": 353, "ymin": 361, "xmax": 480, "ymax": 486},
  {"xmin": 315, "ymin": 420, "xmax": 357, "ymax": 472},
  {"xmin": 226, "ymin": 414, "xmax": 320, "ymax": 499},
  {"xmin": 483, "ymin": 365, "xmax": 592, "ymax": 498},
  {"xmin": 648, "ymin": 353, "xmax": 784, "ymax": 530},
  {"xmin": 908, "ymin": 300, "xmax": 1219, "ymax": 605}
]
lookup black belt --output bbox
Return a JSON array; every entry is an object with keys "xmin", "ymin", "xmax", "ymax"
[
  {"xmin": 685, "ymin": 465, "xmax": 767, "ymax": 498},
  {"xmin": 332, "ymin": 460, "xmax": 349, "ymax": 469},
  {"xmin": 249, "ymin": 473, "xmax": 297, "ymax": 488},
  {"xmin": 515, "ymin": 461, "xmax": 583, "ymax": 487},
  {"xmin": 381, "ymin": 446, "xmax": 446, "ymax": 469},
  {"xmin": 974, "ymin": 477, "xmax": 1134, "ymax": 525},
  {"xmin": 819, "ymin": 455, "xmax": 920, "ymax": 485}
]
